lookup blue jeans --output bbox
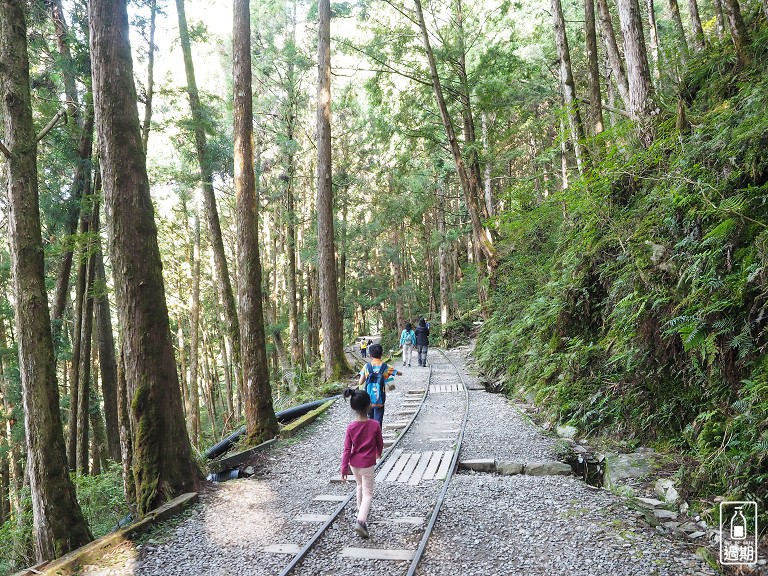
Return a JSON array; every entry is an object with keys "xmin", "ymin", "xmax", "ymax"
[{"xmin": 368, "ymin": 405, "xmax": 384, "ymax": 428}]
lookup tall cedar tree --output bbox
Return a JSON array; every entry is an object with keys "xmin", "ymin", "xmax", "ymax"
[
  {"xmin": 0, "ymin": 0, "xmax": 93, "ymax": 559},
  {"xmin": 176, "ymin": 0, "xmax": 242, "ymax": 406},
  {"xmin": 316, "ymin": 0, "xmax": 351, "ymax": 381},
  {"xmin": 90, "ymin": 0, "xmax": 199, "ymax": 514},
  {"xmin": 233, "ymin": 0, "xmax": 279, "ymax": 441}
]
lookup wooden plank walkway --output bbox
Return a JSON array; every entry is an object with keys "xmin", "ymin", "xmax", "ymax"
[
  {"xmin": 341, "ymin": 548, "xmax": 415, "ymax": 561},
  {"xmin": 428, "ymin": 383, "xmax": 464, "ymax": 393},
  {"xmin": 373, "ymin": 451, "xmax": 454, "ymax": 484}
]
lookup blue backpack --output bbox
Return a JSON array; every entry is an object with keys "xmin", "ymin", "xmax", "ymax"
[{"xmin": 365, "ymin": 362, "xmax": 388, "ymax": 407}]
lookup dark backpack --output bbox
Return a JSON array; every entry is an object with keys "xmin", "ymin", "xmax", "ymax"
[{"xmin": 365, "ymin": 362, "xmax": 388, "ymax": 407}]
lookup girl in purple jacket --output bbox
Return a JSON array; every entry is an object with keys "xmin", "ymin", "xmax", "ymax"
[{"xmin": 341, "ymin": 388, "xmax": 383, "ymax": 539}]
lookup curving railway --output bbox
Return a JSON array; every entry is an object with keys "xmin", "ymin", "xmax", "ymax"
[{"xmin": 271, "ymin": 349, "xmax": 469, "ymax": 576}]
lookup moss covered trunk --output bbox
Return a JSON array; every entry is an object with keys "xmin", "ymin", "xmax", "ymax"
[
  {"xmin": 0, "ymin": 0, "xmax": 93, "ymax": 559},
  {"xmin": 90, "ymin": 0, "xmax": 200, "ymax": 515},
  {"xmin": 233, "ymin": 0, "xmax": 279, "ymax": 443}
]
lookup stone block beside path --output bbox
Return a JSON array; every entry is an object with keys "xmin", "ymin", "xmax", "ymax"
[
  {"xmin": 524, "ymin": 461, "xmax": 573, "ymax": 476},
  {"xmin": 496, "ymin": 461, "xmax": 524, "ymax": 475},
  {"xmin": 459, "ymin": 458, "xmax": 496, "ymax": 472}
]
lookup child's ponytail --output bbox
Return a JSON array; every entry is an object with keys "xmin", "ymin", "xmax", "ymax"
[{"xmin": 343, "ymin": 387, "xmax": 371, "ymax": 414}]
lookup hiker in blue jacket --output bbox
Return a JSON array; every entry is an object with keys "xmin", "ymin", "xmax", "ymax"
[{"xmin": 399, "ymin": 323, "xmax": 416, "ymax": 367}]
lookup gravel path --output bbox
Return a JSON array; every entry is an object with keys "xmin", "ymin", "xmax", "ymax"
[{"xmin": 80, "ymin": 347, "xmax": 716, "ymax": 576}]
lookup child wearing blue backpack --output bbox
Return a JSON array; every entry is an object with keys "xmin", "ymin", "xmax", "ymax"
[{"xmin": 357, "ymin": 343, "xmax": 402, "ymax": 427}]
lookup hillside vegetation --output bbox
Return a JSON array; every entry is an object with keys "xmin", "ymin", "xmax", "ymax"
[{"xmin": 476, "ymin": 17, "xmax": 768, "ymax": 511}]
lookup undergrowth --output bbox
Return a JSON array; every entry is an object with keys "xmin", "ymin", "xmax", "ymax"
[{"xmin": 477, "ymin": 20, "xmax": 768, "ymax": 521}]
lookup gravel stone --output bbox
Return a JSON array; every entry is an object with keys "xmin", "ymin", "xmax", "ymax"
[{"xmin": 78, "ymin": 347, "xmax": 718, "ymax": 576}]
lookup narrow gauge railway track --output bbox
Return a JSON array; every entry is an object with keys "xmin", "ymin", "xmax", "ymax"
[{"xmin": 276, "ymin": 349, "xmax": 469, "ymax": 576}]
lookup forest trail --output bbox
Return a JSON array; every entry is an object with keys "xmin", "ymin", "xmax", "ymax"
[{"xmin": 81, "ymin": 348, "xmax": 716, "ymax": 576}]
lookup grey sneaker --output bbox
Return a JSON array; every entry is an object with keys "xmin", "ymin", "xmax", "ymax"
[{"xmin": 354, "ymin": 521, "xmax": 369, "ymax": 539}]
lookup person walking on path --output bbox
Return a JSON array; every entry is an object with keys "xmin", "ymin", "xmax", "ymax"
[
  {"xmin": 415, "ymin": 317, "xmax": 430, "ymax": 367},
  {"xmin": 341, "ymin": 388, "xmax": 383, "ymax": 539},
  {"xmin": 357, "ymin": 343, "xmax": 401, "ymax": 427},
  {"xmin": 400, "ymin": 322, "xmax": 416, "ymax": 366},
  {"xmin": 360, "ymin": 338, "xmax": 368, "ymax": 358}
]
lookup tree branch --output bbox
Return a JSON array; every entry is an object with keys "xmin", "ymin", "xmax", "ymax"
[
  {"xmin": 36, "ymin": 107, "xmax": 67, "ymax": 142},
  {"xmin": 576, "ymin": 95, "xmax": 632, "ymax": 118},
  {"xmin": 0, "ymin": 140, "xmax": 11, "ymax": 159}
]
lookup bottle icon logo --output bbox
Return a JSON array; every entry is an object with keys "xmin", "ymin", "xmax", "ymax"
[
  {"xmin": 730, "ymin": 506, "xmax": 746, "ymax": 540},
  {"xmin": 720, "ymin": 501, "xmax": 758, "ymax": 565}
]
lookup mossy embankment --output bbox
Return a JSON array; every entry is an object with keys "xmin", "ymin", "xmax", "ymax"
[{"xmin": 476, "ymin": 18, "xmax": 768, "ymax": 517}]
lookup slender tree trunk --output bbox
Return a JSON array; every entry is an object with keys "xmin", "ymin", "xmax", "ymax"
[
  {"xmin": 668, "ymin": 0, "xmax": 690, "ymax": 64},
  {"xmin": 722, "ymin": 0, "xmax": 749, "ymax": 65},
  {"xmin": 141, "ymin": 0, "xmax": 157, "ymax": 152},
  {"xmin": 89, "ymin": 384, "xmax": 109, "ymax": 475},
  {"xmin": 233, "ymin": 0, "xmax": 278, "ymax": 442},
  {"xmin": 646, "ymin": 0, "xmax": 661, "ymax": 84},
  {"xmin": 617, "ymin": 0, "xmax": 657, "ymax": 146},
  {"xmin": 90, "ymin": 0, "xmax": 199, "ymax": 516},
  {"xmin": 188, "ymin": 205, "xmax": 201, "ymax": 445},
  {"xmin": 175, "ymin": 0, "xmax": 242, "ymax": 404},
  {"xmin": 437, "ymin": 181, "xmax": 452, "ymax": 325},
  {"xmin": 76, "ymin": 203, "xmax": 98, "ymax": 475},
  {"xmin": 1, "ymin": 0, "xmax": 93, "ymax": 558},
  {"xmin": 94, "ymin": 233, "xmax": 120, "ymax": 462},
  {"xmin": 48, "ymin": 0, "xmax": 81, "ymax": 121},
  {"xmin": 391, "ymin": 226, "xmax": 405, "ymax": 331},
  {"xmin": 51, "ymin": 100, "xmax": 95, "ymax": 337},
  {"xmin": 68, "ymin": 227, "xmax": 87, "ymax": 468},
  {"xmin": 688, "ymin": 0, "xmax": 706, "ymax": 50},
  {"xmin": 285, "ymin": 0, "xmax": 302, "ymax": 371},
  {"xmin": 552, "ymin": 0, "xmax": 589, "ymax": 171},
  {"xmin": 116, "ymin": 350, "xmax": 135, "ymax": 512},
  {"xmin": 712, "ymin": 0, "xmax": 725, "ymax": 39},
  {"xmin": 481, "ymin": 113, "xmax": 494, "ymax": 216},
  {"xmin": 316, "ymin": 0, "xmax": 351, "ymax": 381},
  {"xmin": 596, "ymin": 0, "xmax": 630, "ymax": 106},
  {"xmin": 414, "ymin": 0, "xmax": 497, "ymax": 272},
  {"xmin": 585, "ymin": 0, "xmax": 604, "ymax": 134}
]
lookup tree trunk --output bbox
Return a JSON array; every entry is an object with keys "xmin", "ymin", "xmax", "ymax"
[
  {"xmin": 712, "ymin": 0, "xmax": 725, "ymax": 39},
  {"xmin": 668, "ymin": 0, "xmax": 690, "ymax": 64},
  {"xmin": 316, "ymin": 0, "xmax": 351, "ymax": 381},
  {"xmin": 141, "ymin": 0, "xmax": 157, "ymax": 152},
  {"xmin": 175, "ymin": 0, "xmax": 242, "ymax": 404},
  {"xmin": 116, "ymin": 350, "xmax": 135, "ymax": 512},
  {"xmin": 617, "ymin": 0, "xmax": 657, "ymax": 146},
  {"xmin": 68, "ymin": 220, "xmax": 88, "ymax": 469},
  {"xmin": 585, "ymin": 0, "xmax": 604, "ymax": 134},
  {"xmin": 414, "ymin": 0, "xmax": 497, "ymax": 273},
  {"xmin": 0, "ymin": 0, "xmax": 93, "ymax": 559},
  {"xmin": 688, "ymin": 0, "xmax": 706, "ymax": 50},
  {"xmin": 646, "ymin": 0, "xmax": 661, "ymax": 84},
  {"xmin": 90, "ymin": 0, "xmax": 199, "ymax": 516},
  {"xmin": 437, "ymin": 181, "xmax": 453, "ymax": 325},
  {"xmin": 51, "ymin": 100, "xmax": 95, "ymax": 341},
  {"xmin": 391, "ymin": 226, "xmax": 405, "ymax": 331},
  {"xmin": 721, "ymin": 0, "xmax": 749, "ymax": 65},
  {"xmin": 188, "ymin": 205, "xmax": 201, "ymax": 445},
  {"xmin": 481, "ymin": 113, "xmax": 495, "ymax": 216},
  {"xmin": 552, "ymin": 0, "xmax": 589, "ymax": 172},
  {"xmin": 76, "ymin": 203, "xmax": 98, "ymax": 475},
  {"xmin": 284, "ymin": 0, "xmax": 302, "ymax": 371},
  {"xmin": 94, "ymin": 230, "xmax": 121, "ymax": 462},
  {"xmin": 48, "ymin": 0, "xmax": 81, "ymax": 121},
  {"xmin": 233, "ymin": 0, "xmax": 279, "ymax": 443},
  {"xmin": 595, "ymin": 0, "xmax": 630, "ymax": 106}
]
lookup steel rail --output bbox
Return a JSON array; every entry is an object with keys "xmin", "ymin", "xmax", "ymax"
[
  {"xmin": 406, "ymin": 349, "xmax": 470, "ymax": 576},
  {"xmin": 278, "ymin": 364, "xmax": 433, "ymax": 576}
]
